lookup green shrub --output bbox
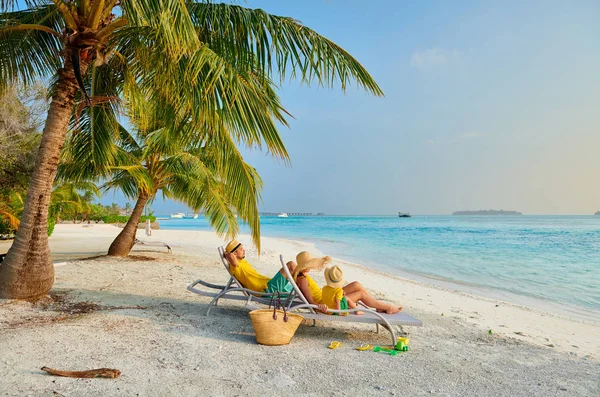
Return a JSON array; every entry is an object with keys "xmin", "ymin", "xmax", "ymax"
[
  {"xmin": 47, "ymin": 218, "xmax": 55, "ymax": 236},
  {"xmin": 101, "ymin": 215, "xmax": 156, "ymax": 224},
  {"xmin": 102, "ymin": 215, "xmax": 128, "ymax": 224}
]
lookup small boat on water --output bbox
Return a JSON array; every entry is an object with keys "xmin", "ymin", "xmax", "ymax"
[
  {"xmin": 170, "ymin": 212, "xmax": 185, "ymax": 219},
  {"xmin": 277, "ymin": 212, "xmax": 289, "ymax": 218},
  {"xmin": 184, "ymin": 213, "xmax": 198, "ymax": 219},
  {"xmin": 398, "ymin": 212, "xmax": 411, "ymax": 218}
]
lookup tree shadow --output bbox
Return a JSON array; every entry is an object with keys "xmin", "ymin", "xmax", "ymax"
[{"xmin": 37, "ymin": 287, "xmax": 393, "ymax": 346}]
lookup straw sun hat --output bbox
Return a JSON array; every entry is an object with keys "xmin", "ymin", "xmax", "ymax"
[
  {"xmin": 225, "ymin": 239, "xmax": 242, "ymax": 253},
  {"xmin": 324, "ymin": 265, "xmax": 345, "ymax": 289},
  {"xmin": 292, "ymin": 251, "xmax": 331, "ymax": 279}
]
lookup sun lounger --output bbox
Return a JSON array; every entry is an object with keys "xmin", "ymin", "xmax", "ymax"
[
  {"xmin": 133, "ymin": 238, "xmax": 172, "ymax": 253},
  {"xmin": 187, "ymin": 247, "xmax": 296, "ymax": 315},
  {"xmin": 279, "ymin": 255, "xmax": 422, "ymax": 345}
]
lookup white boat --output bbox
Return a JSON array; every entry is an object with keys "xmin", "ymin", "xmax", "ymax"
[
  {"xmin": 185, "ymin": 213, "xmax": 198, "ymax": 219},
  {"xmin": 170, "ymin": 212, "xmax": 185, "ymax": 219},
  {"xmin": 277, "ymin": 213, "xmax": 288, "ymax": 218}
]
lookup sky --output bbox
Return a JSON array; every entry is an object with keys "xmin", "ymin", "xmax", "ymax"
[{"xmin": 105, "ymin": 0, "xmax": 600, "ymax": 215}]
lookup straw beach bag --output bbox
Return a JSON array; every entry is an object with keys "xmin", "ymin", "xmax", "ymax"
[{"xmin": 249, "ymin": 292, "xmax": 303, "ymax": 346}]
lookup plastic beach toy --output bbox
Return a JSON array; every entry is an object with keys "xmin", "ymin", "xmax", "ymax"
[
  {"xmin": 373, "ymin": 346, "xmax": 399, "ymax": 356},
  {"xmin": 395, "ymin": 337, "xmax": 410, "ymax": 352},
  {"xmin": 328, "ymin": 341, "xmax": 342, "ymax": 349},
  {"xmin": 356, "ymin": 344, "xmax": 374, "ymax": 351}
]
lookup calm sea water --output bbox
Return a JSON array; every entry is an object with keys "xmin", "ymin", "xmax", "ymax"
[{"xmin": 161, "ymin": 215, "xmax": 600, "ymax": 318}]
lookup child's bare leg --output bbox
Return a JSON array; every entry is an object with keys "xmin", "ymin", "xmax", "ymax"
[{"xmin": 346, "ymin": 297, "xmax": 364, "ymax": 315}]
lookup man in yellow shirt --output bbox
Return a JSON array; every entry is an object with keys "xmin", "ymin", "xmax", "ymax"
[{"xmin": 223, "ymin": 239, "xmax": 295, "ymax": 294}]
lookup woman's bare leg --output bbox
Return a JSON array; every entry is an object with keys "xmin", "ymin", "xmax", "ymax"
[{"xmin": 343, "ymin": 281, "xmax": 402, "ymax": 314}]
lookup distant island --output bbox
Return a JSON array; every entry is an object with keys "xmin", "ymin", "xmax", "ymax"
[
  {"xmin": 452, "ymin": 210, "xmax": 522, "ymax": 216},
  {"xmin": 595, "ymin": 210, "xmax": 600, "ymax": 216}
]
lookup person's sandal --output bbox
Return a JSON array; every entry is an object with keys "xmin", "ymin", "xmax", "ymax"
[{"xmin": 328, "ymin": 341, "xmax": 342, "ymax": 349}]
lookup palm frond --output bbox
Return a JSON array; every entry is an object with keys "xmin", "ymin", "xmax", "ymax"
[
  {"xmin": 0, "ymin": 4, "xmax": 64, "ymax": 91},
  {"xmin": 188, "ymin": 2, "xmax": 384, "ymax": 96},
  {"xmin": 0, "ymin": 205, "xmax": 20, "ymax": 229},
  {"xmin": 124, "ymin": 40, "xmax": 291, "ymax": 162},
  {"xmin": 102, "ymin": 164, "xmax": 155, "ymax": 198},
  {"xmin": 119, "ymin": 0, "xmax": 199, "ymax": 59}
]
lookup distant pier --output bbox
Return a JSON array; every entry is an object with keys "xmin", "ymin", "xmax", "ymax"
[{"xmin": 259, "ymin": 212, "xmax": 321, "ymax": 216}]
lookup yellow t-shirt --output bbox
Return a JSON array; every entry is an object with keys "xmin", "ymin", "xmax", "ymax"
[
  {"xmin": 297, "ymin": 274, "xmax": 323, "ymax": 303},
  {"xmin": 229, "ymin": 259, "xmax": 270, "ymax": 292},
  {"xmin": 321, "ymin": 285, "xmax": 344, "ymax": 310}
]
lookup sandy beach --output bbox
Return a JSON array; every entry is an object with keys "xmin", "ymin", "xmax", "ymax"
[{"xmin": 0, "ymin": 224, "xmax": 598, "ymax": 396}]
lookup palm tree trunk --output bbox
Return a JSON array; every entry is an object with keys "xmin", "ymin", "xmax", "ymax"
[
  {"xmin": 107, "ymin": 193, "xmax": 149, "ymax": 257},
  {"xmin": 0, "ymin": 60, "xmax": 83, "ymax": 299}
]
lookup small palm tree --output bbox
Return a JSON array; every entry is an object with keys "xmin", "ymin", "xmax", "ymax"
[
  {"xmin": 48, "ymin": 181, "xmax": 99, "ymax": 223},
  {"xmin": 0, "ymin": 0, "xmax": 382, "ymax": 299},
  {"xmin": 61, "ymin": 118, "xmax": 263, "ymax": 257}
]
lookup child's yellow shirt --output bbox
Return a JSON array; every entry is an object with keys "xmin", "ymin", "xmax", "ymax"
[{"xmin": 321, "ymin": 285, "xmax": 344, "ymax": 310}]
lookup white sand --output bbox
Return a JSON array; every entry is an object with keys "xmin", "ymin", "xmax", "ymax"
[{"xmin": 0, "ymin": 224, "xmax": 598, "ymax": 396}]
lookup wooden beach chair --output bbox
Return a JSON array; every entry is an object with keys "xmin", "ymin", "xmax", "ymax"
[
  {"xmin": 187, "ymin": 247, "xmax": 296, "ymax": 315},
  {"xmin": 279, "ymin": 255, "xmax": 423, "ymax": 345}
]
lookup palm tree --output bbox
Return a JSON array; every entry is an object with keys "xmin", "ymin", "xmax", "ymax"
[
  {"xmin": 48, "ymin": 181, "xmax": 99, "ymax": 223},
  {"xmin": 0, "ymin": 1, "xmax": 383, "ymax": 299},
  {"xmin": 60, "ymin": 117, "xmax": 264, "ymax": 257}
]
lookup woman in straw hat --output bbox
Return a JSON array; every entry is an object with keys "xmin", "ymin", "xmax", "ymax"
[
  {"xmin": 292, "ymin": 252, "xmax": 330, "ymax": 313},
  {"xmin": 293, "ymin": 252, "xmax": 402, "ymax": 314}
]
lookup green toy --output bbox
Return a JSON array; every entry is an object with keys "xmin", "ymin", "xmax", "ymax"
[
  {"xmin": 373, "ymin": 346, "xmax": 399, "ymax": 356},
  {"xmin": 395, "ymin": 337, "xmax": 410, "ymax": 351}
]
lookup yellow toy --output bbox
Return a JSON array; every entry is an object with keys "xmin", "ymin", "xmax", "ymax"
[{"xmin": 395, "ymin": 337, "xmax": 409, "ymax": 351}]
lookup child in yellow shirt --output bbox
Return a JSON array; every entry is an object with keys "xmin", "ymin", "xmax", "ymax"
[{"xmin": 322, "ymin": 265, "xmax": 362, "ymax": 315}]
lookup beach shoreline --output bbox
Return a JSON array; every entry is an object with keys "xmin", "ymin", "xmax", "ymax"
[
  {"xmin": 1, "ymin": 224, "xmax": 598, "ymax": 396},
  {"xmin": 273, "ymin": 234, "xmax": 600, "ymax": 325}
]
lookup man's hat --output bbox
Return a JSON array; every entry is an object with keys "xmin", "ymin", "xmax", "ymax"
[{"xmin": 225, "ymin": 239, "xmax": 242, "ymax": 253}]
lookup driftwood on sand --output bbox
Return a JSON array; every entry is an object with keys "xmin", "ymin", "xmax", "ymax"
[{"xmin": 41, "ymin": 367, "xmax": 121, "ymax": 378}]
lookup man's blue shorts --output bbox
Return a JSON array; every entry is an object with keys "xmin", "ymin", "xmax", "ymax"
[{"xmin": 265, "ymin": 272, "xmax": 292, "ymax": 295}]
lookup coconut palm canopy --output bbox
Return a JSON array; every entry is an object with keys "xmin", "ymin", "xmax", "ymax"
[
  {"xmin": 59, "ymin": 108, "xmax": 266, "ymax": 257},
  {"xmin": 0, "ymin": 0, "xmax": 383, "ymax": 299}
]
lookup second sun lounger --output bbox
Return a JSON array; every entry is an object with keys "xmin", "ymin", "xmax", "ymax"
[
  {"xmin": 280, "ymin": 255, "xmax": 422, "ymax": 345},
  {"xmin": 133, "ymin": 238, "xmax": 172, "ymax": 253}
]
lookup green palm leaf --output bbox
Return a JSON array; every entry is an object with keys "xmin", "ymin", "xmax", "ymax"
[
  {"xmin": 189, "ymin": 2, "xmax": 384, "ymax": 95},
  {"xmin": 0, "ymin": 4, "xmax": 63, "ymax": 91}
]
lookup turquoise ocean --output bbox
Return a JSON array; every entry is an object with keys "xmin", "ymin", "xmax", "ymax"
[{"xmin": 160, "ymin": 215, "xmax": 600, "ymax": 320}]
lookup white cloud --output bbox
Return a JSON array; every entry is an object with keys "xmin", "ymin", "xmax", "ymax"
[
  {"xmin": 456, "ymin": 131, "xmax": 485, "ymax": 140},
  {"xmin": 410, "ymin": 48, "xmax": 463, "ymax": 69}
]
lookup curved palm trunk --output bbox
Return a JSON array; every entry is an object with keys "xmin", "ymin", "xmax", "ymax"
[
  {"xmin": 0, "ymin": 61, "xmax": 82, "ymax": 299},
  {"xmin": 107, "ymin": 193, "xmax": 149, "ymax": 257}
]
